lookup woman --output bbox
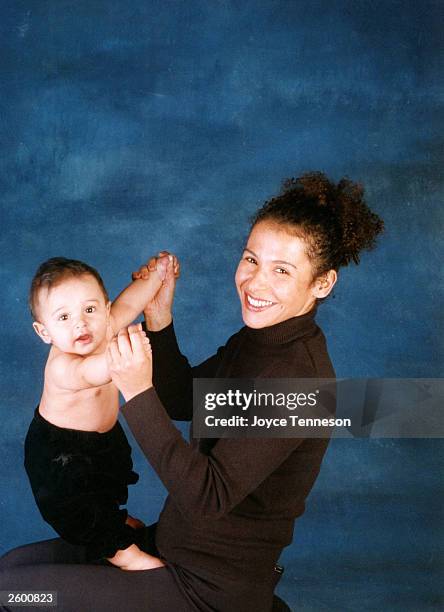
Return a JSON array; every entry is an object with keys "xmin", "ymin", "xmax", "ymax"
[{"xmin": 0, "ymin": 172, "xmax": 383, "ymax": 611}]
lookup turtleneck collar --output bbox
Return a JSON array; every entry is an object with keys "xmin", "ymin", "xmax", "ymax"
[{"xmin": 243, "ymin": 308, "xmax": 317, "ymax": 346}]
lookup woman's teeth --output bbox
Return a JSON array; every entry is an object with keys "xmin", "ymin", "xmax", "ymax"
[{"xmin": 247, "ymin": 295, "xmax": 273, "ymax": 308}]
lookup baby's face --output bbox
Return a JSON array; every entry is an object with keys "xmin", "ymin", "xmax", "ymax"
[{"xmin": 33, "ymin": 274, "xmax": 110, "ymax": 356}]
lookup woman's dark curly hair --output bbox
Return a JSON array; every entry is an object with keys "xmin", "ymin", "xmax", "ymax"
[{"xmin": 252, "ymin": 171, "xmax": 384, "ymax": 278}]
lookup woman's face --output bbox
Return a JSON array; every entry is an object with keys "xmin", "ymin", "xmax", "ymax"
[{"xmin": 235, "ymin": 221, "xmax": 320, "ymax": 329}]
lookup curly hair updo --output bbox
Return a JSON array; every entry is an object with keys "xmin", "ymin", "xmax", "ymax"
[{"xmin": 252, "ymin": 172, "xmax": 384, "ymax": 279}]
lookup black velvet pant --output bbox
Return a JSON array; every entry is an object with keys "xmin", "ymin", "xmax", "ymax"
[
  {"xmin": 0, "ymin": 526, "xmax": 194, "ymax": 612},
  {"xmin": 0, "ymin": 531, "xmax": 290, "ymax": 611}
]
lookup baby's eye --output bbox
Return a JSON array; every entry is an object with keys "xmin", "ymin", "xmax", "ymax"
[
  {"xmin": 58, "ymin": 314, "xmax": 69, "ymax": 321},
  {"xmin": 85, "ymin": 306, "xmax": 96, "ymax": 314},
  {"xmin": 275, "ymin": 267, "xmax": 289, "ymax": 275}
]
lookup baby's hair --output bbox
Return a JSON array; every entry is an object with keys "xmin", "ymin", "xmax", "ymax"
[
  {"xmin": 29, "ymin": 257, "xmax": 109, "ymax": 320},
  {"xmin": 252, "ymin": 171, "xmax": 384, "ymax": 278}
]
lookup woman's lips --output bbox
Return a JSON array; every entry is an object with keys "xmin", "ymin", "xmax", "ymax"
[
  {"xmin": 244, "ymin": 292, "xmax": 275, "ymax": 312},
  {"xmin": 75, "ymin": 334, "xmax": 92, "ymax": 344}
]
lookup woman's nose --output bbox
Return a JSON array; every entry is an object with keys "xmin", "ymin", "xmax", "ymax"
[{"xmin": 248, "ymin": 268, "xmax": 268, "ymax": 291}]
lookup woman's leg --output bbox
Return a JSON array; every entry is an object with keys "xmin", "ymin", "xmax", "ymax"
[
  {"xmin": 0, "ymin": 563, "xmax": 193, "ymax": 612},
  {"xmin": 0, "ymin": 524, "xmax": 157, "ymax": 570},
  {"xmin": 0, "ymin": 538, "xmax": 87, "ymax": 569}
]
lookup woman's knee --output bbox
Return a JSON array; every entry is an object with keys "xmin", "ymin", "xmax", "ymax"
[
  {"xmin": 0, "ymin": 538, "xmax": 81, "ymax": 569},
  {"xmin": 0, "ymin": 544, "xmax": 32, "ymax": 569}
]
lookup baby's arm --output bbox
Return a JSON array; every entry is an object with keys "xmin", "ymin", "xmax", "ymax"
[
  {"xmin": 50, "ymin": 351, "xmax": 111, "ymax": 390},
  {"xmin": 110, "ymin": 256, "xmax": 169, "ymax": 334}
]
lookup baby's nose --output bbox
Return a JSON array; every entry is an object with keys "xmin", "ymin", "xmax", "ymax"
[{"xmin": 74, "ymin": 317, "xmax": 87, "ymax": 329}]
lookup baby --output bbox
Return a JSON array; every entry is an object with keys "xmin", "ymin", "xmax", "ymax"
[{"xmin": 25, "ymin": 256, "xmax": 169, "ymax": 571}]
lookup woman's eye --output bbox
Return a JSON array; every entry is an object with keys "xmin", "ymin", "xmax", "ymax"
[
  {"xmin": 85, "ymin": 306, "xmax": 96, "ymax": 314},
  {"xmin": 245, "ymin": 256, "xmax": 257, "ymax": 264}
]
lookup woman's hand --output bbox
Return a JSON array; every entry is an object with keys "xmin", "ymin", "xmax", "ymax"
[
  {"xmin": 132, "ymin": 251, "xmax": 180, "ymax": 331},
  {"xmin": 107, "ymin": 324, "xmax": 153, "ymax": 402}
]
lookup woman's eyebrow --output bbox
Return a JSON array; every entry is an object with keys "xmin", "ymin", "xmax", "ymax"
[
  {"xmin": 244, "ymin": 248, "xmax": 297, "ymax": 270},
  {"xmin": 273, "ymin": 259, "xmax": 298, "ymax": 270}
]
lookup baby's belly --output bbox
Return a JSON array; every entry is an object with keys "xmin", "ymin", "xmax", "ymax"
[{"xmin": 40, "ymin": 383, "xmax": 119, "ymax": 432}]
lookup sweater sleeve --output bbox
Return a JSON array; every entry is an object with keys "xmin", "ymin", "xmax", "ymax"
[
  {"xmin": 146, "ymin": 321, "xmax": 225, "ymax": 421},
  {"xmin": 122, "ymin": 388, "xmax": 303, "ymax": 520}
]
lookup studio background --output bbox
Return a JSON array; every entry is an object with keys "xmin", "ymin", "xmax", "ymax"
[{"xmin": 1, "ymin": 1, "xmax": 442, "ymax": 610}]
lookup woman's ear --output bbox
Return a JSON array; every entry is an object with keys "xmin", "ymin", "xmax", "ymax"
[
  {"xmin": 312, "ymin": 269, "xmax": 337, "ymax": 299},
  {"xmin": 32, "ymin": 322, "xmax": 52, "ymax": 344}
]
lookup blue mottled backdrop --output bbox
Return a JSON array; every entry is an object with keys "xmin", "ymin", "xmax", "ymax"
[{"xmin": 0, "ymin": 1, "xmax": 442, "ymax": 610}]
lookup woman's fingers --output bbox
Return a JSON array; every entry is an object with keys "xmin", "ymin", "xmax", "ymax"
[
  {"xmin": 158, "ymin": 251, "xmax": 180, "ymax": 278},
  {"xmin": 127, "ymin": 324, "xmax": 151, "ymax": 359},
  {"xmin": 107, "ymin": 325, "xmax": 153, "ymax": 401},
  {"xmin": 142, "ymin": 335, "xmax": 152, "ymax": 355},
  {"xmin": 173, "ymin": 257, "xmax": 180, "ymax": 278},
  {"xmin": 116, "ymin": 326, "xmax": 137, "ymax": 360},
  {"xmin": 108, "ymin": 325, "xmax": 150, "ymax": 362},
  {"xmin": 107, "ymin": 336, "xmax": 121, "ymax": 366}
]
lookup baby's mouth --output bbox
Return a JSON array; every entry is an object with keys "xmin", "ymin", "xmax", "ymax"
[
  {"xmin": 75, "ymin": 334, "xmax": 92, "ymax": 344},
  {"xmin": 245, "ymin": 293, "xmax": 275, "ymax": 311}
]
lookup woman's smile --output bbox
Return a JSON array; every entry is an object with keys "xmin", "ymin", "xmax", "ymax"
[{"xmin": 245, "ymin": 293, "xmax": 276, "ymax": 310}]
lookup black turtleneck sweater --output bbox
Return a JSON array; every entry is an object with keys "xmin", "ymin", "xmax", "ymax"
[{"xmin": 122, "ymin": 310, "xmax": 335, "ymax": 612}]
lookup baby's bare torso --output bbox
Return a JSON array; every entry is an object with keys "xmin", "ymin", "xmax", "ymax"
[{"xmin": 39, "ymin": 348, "xmax": 119, "ymax": 433}]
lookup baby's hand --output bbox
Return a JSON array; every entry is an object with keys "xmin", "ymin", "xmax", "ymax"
[{"xmin": 132, "ymin": 252, "xmax": 180, "ymax": 282}]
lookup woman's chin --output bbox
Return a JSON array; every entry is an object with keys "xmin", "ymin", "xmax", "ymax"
[{"xmin": 241, "ymin": 307, "xmax": 275, "ymax": 329}]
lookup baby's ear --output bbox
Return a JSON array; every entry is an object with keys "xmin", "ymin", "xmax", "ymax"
[{"xmin": 32, "ymin": 322, "xmax": 52, "ymax": 344}]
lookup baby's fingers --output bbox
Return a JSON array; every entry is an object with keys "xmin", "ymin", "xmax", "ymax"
[{"xmin": 132, "ymin": 264, "xmax": 151, "ymax": 280}]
